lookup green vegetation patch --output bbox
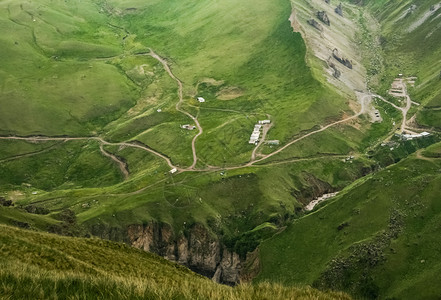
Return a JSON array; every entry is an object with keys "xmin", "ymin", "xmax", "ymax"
[
  {"xmin": 256, "ymin": 153, "xmax": 441, "ymax": 299},
  {"xmin": 0, "ymin": 140, "xmax": 123, "ymax": 190}
]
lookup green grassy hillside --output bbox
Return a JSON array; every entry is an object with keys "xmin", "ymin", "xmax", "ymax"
[
  {"xmin": 1, "ymin": 0, "xmax": 441, "ymax": 297},
  {"xmin": 0, "ymin": 224, "xmax": 350, "ymax": 299},
  {"xmin": 0, "ymin": 0, "xmax": 375, "ymax": 254},
  {"xmin": 0, "ymin": 0, "xmax": 349, "ymax": 166},
  {"xmin": 365, "ymin": 0, "xmax": 441, "ymax": 128},
  {"xmin": 256, "ymin": 144, "xmax": 441, "ymax": 299}
]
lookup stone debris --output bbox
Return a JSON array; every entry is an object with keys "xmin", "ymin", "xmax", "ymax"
[
  {"xmin": 333, "ymin": 48, "xmax": 352, "ymax": 69},
  {"xmin": 329, "ymin": 62, "xmax": 341, "ymax": 78},
  {"xmin": 305, "ymin": 192, "xmax": 339, "ymax": 211},
  {"xmin": 335, "ymin": 3, "xmax": 343, "ymax": 16},
  {"xmin": 307, "ymin": 18, "xmax": 323, "ymax": 31},
  {"xmin": 317, "ymin": 11, "xmax": 330, "ymax": 26}
]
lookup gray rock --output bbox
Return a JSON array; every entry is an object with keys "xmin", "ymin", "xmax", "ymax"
[
  {"xmin": 128, "ymin": 222, "xmax": 242, "ymax": 285},
  {"xmin": 317, "ymin": 11, "xmax": 330, "ymax": 26}
]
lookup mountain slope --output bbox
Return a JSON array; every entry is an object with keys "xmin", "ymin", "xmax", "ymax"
[
  {"xmin": 0, "ymin": 0, "xmax": 380, "ymax": 281},
  {"xmin": 256, "ymin": 143, "xmax": 441, "ymax": 299},
  {"xmin": 0, "ymin": 224, "xmax": 350, "ymax": 300},
  {"xmin": 1, "ymin": 0, "xmax": 441, "ymax": 294},
  {"xmin": 364, "ymin": 0, "xmax": 441, "ymax": 128}
]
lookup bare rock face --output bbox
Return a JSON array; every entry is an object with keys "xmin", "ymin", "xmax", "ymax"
[
  {"xmin": 177, "ymin": 235, "xmax": 189, "ymax": 264},
  {"xmin": 317, "ymin": 11, "xmax": 330, "ymax": 26},
  {"xmin": 127, "ymin": 223, "xmax": 176, "ymax": 260},
  {"xmin": 291, "ymin": 172, "xmax": 335, "ymax": 206},
  {"xmin": 333, "ymin": 48, "xmax": 353, "ymax": 69},
  {"xmin": 187, "ymin": 224, "xmax": 221, "ymax": 274},
  {"xmin": 128, "ymin": 224, "xmax": 153, "ymax": 251},
  {"xmin": 329, "ymin": 62, "xmax": 341, "ymax": 78},
  {"xmin": 128, "ymin": 222, "xmax": 242, "ymax": 285},
  {"xmin": 335, "ymin": 3, "xmax": 343, "ymax": 16},
  {"xmin": 307, "ymin": 19, "xmax": 323, "ymax": 32},
  {"xmin": 217, "ymin": 249, "xmax": 242, "ymax": 284}
]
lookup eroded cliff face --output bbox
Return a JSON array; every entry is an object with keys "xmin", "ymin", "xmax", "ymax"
[{"xmin": 127, "ymin": 223, "xmax": 242, "ymax": 285}]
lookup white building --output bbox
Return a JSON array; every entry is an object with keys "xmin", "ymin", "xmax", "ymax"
[
  {"xmin": 258, "ymin": 120, "xmax": 271, "ymax": 124},
  {"xmin": 197, "ymin": 97, "xmax": 205, "ymax": 103},
  {"xmin": 181, "ymin": 124, "xmax": 196, "ymax": 130},
  {"xmin": 169, "ymin": 168, "xmax": 177, "ymax": 174},
  {"xmin": 401, "ymin": 131, "xmax": 430, "ymax": 140}
]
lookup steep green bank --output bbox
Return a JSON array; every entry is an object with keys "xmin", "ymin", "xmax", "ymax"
[
  {"xmin": 256, "ymin": 143, "xmax": 441, "ymax": 299},
  {"xmin": 0, "ymin": 225, "xmax": 350, "ymax": 299},
  {"xmin": 365, "ymin": 0, "xmax": 441, "ymax": 128}
]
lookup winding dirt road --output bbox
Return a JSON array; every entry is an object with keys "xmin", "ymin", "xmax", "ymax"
[
  {"xmin": 374, "ymin": 78, "xmax": 418, "ymax": 133},
  {"xmin": 250, "ymin": 123, "xmax": 272, "ymax": 161},
  {"xmin": 248, "ymin": 93, "xmax": 369, "ymax": 166},
  {"xmin": 144, "ymin": 51, "xmax": 371, "ymax": 169},
  {"xmin": 0, "ymin": 42, "xmax": 379, "ymax": 179},
  {"xmin": 99, "ymin": 144, "xmax": 129, "ymax": 180},
  {"xmin": 0, "ymin": 136, "xmax": 179, "ymax": 171},
  {"xmin": 147, "ymin": 50, "xmax": 202, "ymax": 170},
  {"xmin": 0, "ymin": 93, "xmax": 371, "ymax": 174}
]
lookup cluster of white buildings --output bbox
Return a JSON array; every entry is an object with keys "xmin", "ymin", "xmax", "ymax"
[
  {"xmin": 400, "ymin": 132, "xmax": 430, "ymax": 141},
  {"xmin": 249, "ymin": 124, "xmax": 262, "ymax": 145},
  {"xmin": 249, "ymin": 120, "xmax": 271, "ymax": 145}
]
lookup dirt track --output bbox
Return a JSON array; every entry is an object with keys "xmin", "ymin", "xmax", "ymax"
[
  {"xmin": 248, "ymin": 93, "xmax": 369, "ymax": 166},
  {"xmin": 0, "ymin": 136, "xmax": 180, "ymax": 171},
  {"xmin": 99, "ymin": 144, "xmax": 129, "ymax": 180},
  {"xmin": 374, "ymin": 77, "xmax": 419, "ymax": 133},
  {"xmin": 147, "ymin": 50, "xmax": 203, "ymax": 170},
  {"xmin": 0, "ymin": 37, "xmax": 377, "ymax": 178},
  {"xmin": 0, "ymin": 90, "xmax": 372, "ymax": 176},
  {"xmin": 250, "ymin": 123, "xmax": 272, "ymax": 161}
]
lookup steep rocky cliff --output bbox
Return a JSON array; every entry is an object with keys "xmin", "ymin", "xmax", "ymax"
[{"xmin": 127, "ymin": 223, "xmax": 242, "ymax": 285}]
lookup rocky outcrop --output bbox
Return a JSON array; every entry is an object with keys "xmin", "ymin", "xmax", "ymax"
[
  {"xmin": 291, "ymin": 172, "xmax": 334, "ymax": 205},
  {"xmin": 333, "ymin": 48, "xmax": 353, "ymax": 69},
  {"xmin": 335, "ymin": 3, "xmax": 343, "ymax": 16},
  {"xmin": 317, "ymin": 11, "xmax": 330, "ymax": 26},
  {"xmin": 307, "ymin": 19, "xmax": 323, "ymax": 32},
  {"xmin": 215, "ymin": 249, "xmax": 241, "ymax": 283},
  {"xmin": 329, "ymin": 62, "xmax": 341, "ymax": 78},
  {"xmin": 127, "ymin": 223, "xmax": 242, "ymax": 285}
]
